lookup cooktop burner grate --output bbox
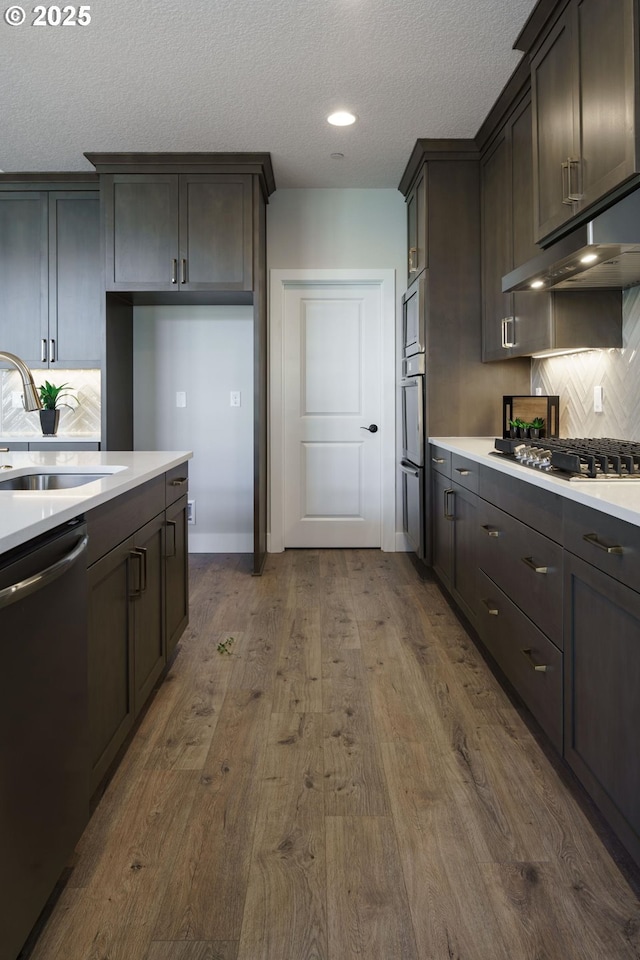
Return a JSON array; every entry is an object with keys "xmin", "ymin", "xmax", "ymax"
[{"xmin": 494, "ymin": 437, "xmax": 640, "ymax": 479}]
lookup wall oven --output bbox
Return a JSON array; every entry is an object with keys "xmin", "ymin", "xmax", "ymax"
[
  {"xmin": 402, "ymin": 273, "xmax": 426, "ymax": 358},
  {"xmin": 399, "ymin": 352, "xmax": 425, "ymax": 559}
]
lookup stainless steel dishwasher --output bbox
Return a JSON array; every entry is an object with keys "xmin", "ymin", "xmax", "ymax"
[{"xmin": 0, "ymin": 518, "xmax": 89, "ymax": 960}]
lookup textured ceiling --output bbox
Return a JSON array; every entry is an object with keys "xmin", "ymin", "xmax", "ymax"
[{"xmin": 0, "ymin": 0, "xmax": 538, "ymax": 188}]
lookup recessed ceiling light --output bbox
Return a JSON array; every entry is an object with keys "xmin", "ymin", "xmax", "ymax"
[
  {"xmin": 330, "ymin": 152, "xmax": 345, "ymax": 160},
  {"xmin": 530, "ymin": 279, "xmax": 545, "ymax": 289},
  {"xmin": 580, "ymin": 252, "xmax": 598, "ymax": 263},
  {"xmin": 327, "ymin": 111, "xmax": 356, "ymax": 126}
]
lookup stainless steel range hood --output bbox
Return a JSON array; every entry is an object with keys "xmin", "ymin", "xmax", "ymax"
[{"xmin": 503, "ymin": 189, "xmax": 640, "ymax": 292}]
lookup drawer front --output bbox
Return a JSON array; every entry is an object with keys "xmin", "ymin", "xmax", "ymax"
[
  {"xmin": 478, "ymin": 499, "xmax": 563, "ymax": 647},
  {"xmin": 479, "ymin": 465, "xmax": 564, "ymax": 543},
  {"xmin": 165, "ymin": 462, "xmax": 189, "ymax": 506},
  {"xmin": 429, "ymin": 444, "xmax": 451, "ymax": 478},
  {"xmin": 564, "ymin": 500, "xmax": 640, "ymax": 591},
  {"xmin": 86, "ymin": 476, "xmax": 165, "ymax": 565},
  {"xmin": 451, "ymin": 453, "xmax": 479, "ymax": 494},
  {"xmin": 477, "ymin": 570, "xmax": 563, "ymax": 751}
]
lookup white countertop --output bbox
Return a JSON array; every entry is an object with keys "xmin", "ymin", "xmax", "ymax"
[
  {"xmin": 432, "ymin": 437, "xmax": 640, "ymax": 527},
  {"xmin": 0, "ymin": 450, "xmax": 192, "ymax": 554}
]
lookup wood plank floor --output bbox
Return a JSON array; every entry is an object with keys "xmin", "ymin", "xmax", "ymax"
[{"xmin": 29, "ymin": 550, "xmax": 640, "ymax": 960}]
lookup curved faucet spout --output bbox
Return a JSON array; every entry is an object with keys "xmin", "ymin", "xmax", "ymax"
[{"xmin": 0, "ymin": 352, "xmax": 42, "ymax": 411}]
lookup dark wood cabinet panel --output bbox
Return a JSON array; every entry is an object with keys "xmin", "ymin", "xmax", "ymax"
[
  {"xmin": 481, "ymin": 130, "xmax": 513, "ymax": 361},
  {"xmin": 104, "ymin": 173, "xmax": 252, "ymax": 292},
  {"xmin": 49, "ymin": 192, "xmax": 102, "ymax": 366},
  {"xmin": 478, "ymin": 569, "xmax": 563, "ymax": 751},
  {"xmin": 166, "ymin": 495, "xmax": 189, "ymax": 660},
  {"xmin": 451, "ymin": 482, "xmax": 478, "ymax": 628},
  {"xmin": 432, "ymin": 470, "xmax": 454, "ymax": 593},
  {"xmin": 0, "ymin": 192, "xmax": 48, "ymax": 366},
  {"xmin": 88, "ymin": 537, "xmax": 134, "ymax": 792},
  {"xmin": 132, "ymin": 514, "xmax": 166, "ymax": 714},
  {"xmin": 0, "ymin": 187, "xmax": 101, "ymax": 369},
  {"xmin": 406, "ymin": 165, "xmax": 427, "ymax": 285},
  {"xmin": 564, "ymin": 552, "xmax": 640, "ymax": 864},
  {"xmin": 530, "ymin": 0, "xmax": 639, "ymax": 243}
]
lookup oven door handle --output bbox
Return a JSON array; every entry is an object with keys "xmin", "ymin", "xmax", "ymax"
[{"xmin": 400, "ymin": 460, "xmax": 421, "ymax": 478}]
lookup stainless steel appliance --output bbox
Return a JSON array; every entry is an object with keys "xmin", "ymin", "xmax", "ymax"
[
  {"xmin": 494, "ymin": 437, "xmax": 640, "ymax": 480},
  {"xmin": 399, "ymin": 352, "xmax": 425, "ymax": 558},
  {"xmin": 0, "ymin": 519, "xmax": 88, "ymax": 960}
]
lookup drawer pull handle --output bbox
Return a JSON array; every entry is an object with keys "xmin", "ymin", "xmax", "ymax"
[
  {"xmin": 522, "ymin": 556, "xmax": 548, "ymax": 575},
  {"xmin": 481, "ymin": 598, "xmax": 499, "ymax": 616},
  {"xmin": 171, "ymin": 477, "xmax": 188, "ymax": 486},
  {"xmin": 455, "ymin": 467, "xmax": 470, "ymax": 476},
  {"xmin": 521, "ymin": 648, "xmax": 548, "ymax": 672},
  {"xmin": 444, "ymin": 488, "xmax": 455, "ymax": 521},
  {"xmin": 582, "ymin": 533, "xmax": 623, "ymax": 556},
  {"xmin": 481, "ymin": 524, "xmax": 500, "ymax": 538},
  {"xmin": 432, "ymin": 457, "xmax": 445, "ymax": 464}
]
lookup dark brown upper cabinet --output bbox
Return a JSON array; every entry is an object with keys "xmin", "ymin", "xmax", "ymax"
[
  {"xmin": 101, "ymin": 172, "xmax": 253, "ymax": 292},
  {"xmin": 0, "ymin": 180, "xmax": 102, "ymax": 368},
  {"xmin": 406, "ymin": 165, "xmax": 427, "ymax": 285},
  {"xmin": 529, "ymin": 0, "xmax": 639, "ymax": 244}
]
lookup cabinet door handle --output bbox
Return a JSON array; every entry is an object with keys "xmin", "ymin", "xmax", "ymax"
[
  {"xmin": 171, "ymin": 259, "xmax": 178, "ymax": 284},
  {"xmin": 171, "ymin": 477, "xmax": 188, "ymax": 487},
  {"xmin": 408, "ymin": 247, "xmax": 417, "ymax": 272},
  {"xmin": 503, "ymin": 317, "xmax": 515, "ymax": 348},
  {"xmin": 481, "ymin": 598, "xmax": 499, "ymax": 616},
  {"xmin": 567, "ymin": 157, "xmax": 581, "ymax": 202},
  {"xmin": 41, "ymin": 339, "xmax": 47, "ymax": 363},
  {"xmin": 481, "ymin": 524, "xmax": 500, "ymax": 538},
  {"xmin": 138, "ymin": 546, "xmax": 148, "ymax": 592},
  {"xmin": 166, "ymin": 519, "xmax": 177, "ymax": 558},
  {"xmin": 444, "ymin": 488, "xmax": 455, "ymax": 521},
  {"xmin": 521, "ymin": 648, "xmax": 548, "ymax": 672},
  {"xmin": 522, "ymin": 556, "xmax": 548, "ymax": 575},
  {"xmin": 582, "ymin": 532, "xmax": 624, "ymax": 556},
  {"xmin": 181, "ymin": 258, "xmax": 187, "ymax": 284},
  {"xmin": 561, "ymin": 160, "xmax": 571, "ymax": 204},
  {"xmin": 455, "ymin": 467, "xmax": 470, "ymax": 476},
  {"xmin": 501, "ymin": 319, "xmax": 506, "ymax": 348},
  {"xmin": 49, "ymin": 339, "xmax": 56, "ymax": 363},
  {"xmin": 129, "ymin": 549, "xmax": 144, "ymax": 597},
  {"xmin": 431, "ymin": 457, "xmax": 445, "ymax": 464}
]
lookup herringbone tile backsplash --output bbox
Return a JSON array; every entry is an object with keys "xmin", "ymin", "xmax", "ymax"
[
  {"xmin": 532, "ymin": 287, "xmax": 640, "ymax": 440},
  {"xmin": 0, "ymin": 368, "xmax": 101, "ymax": 436}
]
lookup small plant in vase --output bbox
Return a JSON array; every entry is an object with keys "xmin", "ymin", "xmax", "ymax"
[
  {"xmin": 37, "ymin": 380, "xmax": 78, "ymax": 436},
  {"xmin": 529, "ymin": 416, "xmax": 545, "ymax": 440}
]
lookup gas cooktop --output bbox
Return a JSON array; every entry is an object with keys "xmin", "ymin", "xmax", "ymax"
[{"xmin": 493, "ymin": 437, "xmax": 640, "ymax": 480}]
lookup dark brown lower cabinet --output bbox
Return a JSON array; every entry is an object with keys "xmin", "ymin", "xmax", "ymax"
[
  {"xmin": 88, "ymin": 536, "xmax": 135, "ymax": 792},
  {"xmin": 432, "ymin": 470, "xmax": 454, "ymax": 592},
  {"xmin": 564, "ymin": 552, "xmax": 640, "ymax": 865},
  {"xmin": 132, "ymin": 514, "xmax": 166, "ymax": 715},
  {"xmin": 166, "ymin": 495, "xmax": 189, "ymax": 659},
  {"xmin": 431, "ymin": 468, "xmax": 478, "ymax": 628}
]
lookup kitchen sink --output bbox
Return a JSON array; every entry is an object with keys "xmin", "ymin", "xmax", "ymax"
[{"xmin": 0, "ymin": 473, "xmax": 111, "ymax": 491}]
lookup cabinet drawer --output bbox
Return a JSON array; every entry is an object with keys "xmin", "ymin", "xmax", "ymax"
[
  {"xmin": 478, "ymin": 499, "xmax": 563, "ymax": 647},
  {"xmin": 165, "ymin": 462, "xmax": 189, "ymax": 506},
  {"xmin": 477, "ymin": 570, "xmax": 563, "ymax": 751},
  {"xmin": 564, "ymin": 501, "xmax": 640, "ymax": 591},
  {"xmin": 429, "ymin": 444, "xmax": 451, "ymax": 477},
  {"xmin": 86, "ymin": 476, "xmax": 165, "ymax": 565},
  {"xmin": 451, "ymin": 454, "xmax": 479, "ymax": 494},
  {"xmin": 479, "ymin": 465, "xmax": 564, "ymax": 543}
]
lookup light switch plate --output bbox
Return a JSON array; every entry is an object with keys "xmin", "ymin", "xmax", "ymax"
[
  {"xmin": 176, "ymin": 391, "xmax": 187, "ymax": 408},
  {"xmin": 594, "ymin": 385, "xmax": 603, "ymax": 413},
  {"xmin": 230, "ymin": 391, "xmax": 241, "ymax": 407}
]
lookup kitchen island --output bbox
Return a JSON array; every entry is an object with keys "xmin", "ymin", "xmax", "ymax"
[
  {"xmin": 429, "ymin": 436, "xmax": 640, "ymax": 871},
  {"xmin": 0, "ymin": 449, "xmax": 191, "ymax": 960}
]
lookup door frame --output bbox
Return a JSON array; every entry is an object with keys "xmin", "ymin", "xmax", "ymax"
[{"xmin": 269, "ymin": 268, "xmax": 396, "ymax": 553}]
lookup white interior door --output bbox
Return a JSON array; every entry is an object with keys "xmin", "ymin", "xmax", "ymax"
[{"xmin": 283, "ymin": 282, "xmax": 382, "ymax": 548}]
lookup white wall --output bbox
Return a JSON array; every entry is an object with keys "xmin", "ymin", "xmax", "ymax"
[
  {"xmin": 133, "ymin": 305, "xmax": 254, "ymax": 552},
  {"xmin": 267, "ymin": 188, "xmax": 408, "ymax": 543}
]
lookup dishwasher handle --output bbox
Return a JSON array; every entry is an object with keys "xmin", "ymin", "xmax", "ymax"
[{"xmin": 0, "ymin": 532, "xmax": 88, "ymax": 611}]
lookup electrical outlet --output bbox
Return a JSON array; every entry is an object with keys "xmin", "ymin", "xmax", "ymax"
[
  {"xmin": 230, "ymin": 391, "xmax": 241, "ymax": 407},
  {"xmin": 594, "ymin": 385, "xmax": 604, "ymax": 413},
  {"xmin": 187, "ymin": 499, "xmax": 196, "ymax": 524},
  {"xmin": 11, "ymin": 391, "xmax": 22, "ymax": 409},
  {"xmin": 176, "ymin": 391, "xmax": 187, "ymax": 408}
]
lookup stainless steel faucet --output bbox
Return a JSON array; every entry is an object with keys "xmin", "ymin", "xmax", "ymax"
[{"xmin": 0, "ymin": 352, "xmax": 42, "ymax": 411}]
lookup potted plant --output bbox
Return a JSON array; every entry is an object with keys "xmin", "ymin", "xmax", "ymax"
[
  {"xmin": 37, "ymin": 380, "xmax": 77, "ymax": 436},
  {"xmin": 508, "ymin": 418, "xmax": 521, "ymax": 439},
  {"xmin": 529, "ymin": 416, "xmax": 545, "ymax": 440}
]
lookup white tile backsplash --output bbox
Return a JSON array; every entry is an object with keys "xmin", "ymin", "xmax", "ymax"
[
  {"xmin": 0, "ymin": 368, "xmax": 101, "ymax": 437},
  {"xmin": 532, "ymin": 287, "xmax": 640, "ymax": 440}
]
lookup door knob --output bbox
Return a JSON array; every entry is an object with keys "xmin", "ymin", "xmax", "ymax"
[{"xmin": 360, "ymin": 424, "xmax": 379, "ymax": 433}]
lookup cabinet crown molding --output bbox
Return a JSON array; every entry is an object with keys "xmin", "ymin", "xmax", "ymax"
[{"xmin": 398, "ymin": 139, "xmax": 479, "ymax": 197}]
